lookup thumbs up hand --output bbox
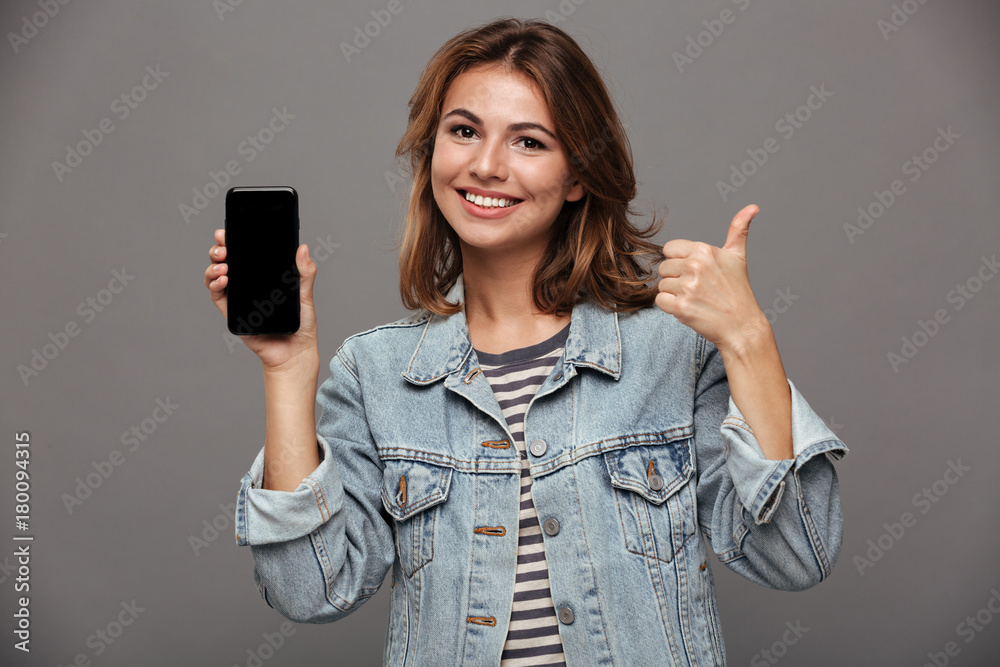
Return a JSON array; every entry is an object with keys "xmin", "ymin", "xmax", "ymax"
[{"xmin": 655, "ymin": 204, "xmax": 769, "ymax": 354}]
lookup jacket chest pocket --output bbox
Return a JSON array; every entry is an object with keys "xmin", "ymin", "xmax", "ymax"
[
  {"xmin": 603, "ymin": 436, "xmax": 698, "ymax": 563},
  {"xmin": 380, "ymin": 458, "xmax": 453, "ymax": 578}
]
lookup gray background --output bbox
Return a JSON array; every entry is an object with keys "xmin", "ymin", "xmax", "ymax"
[{"xmin": 2, "ymin": 0, "xmax": 999, "ymax": 665}]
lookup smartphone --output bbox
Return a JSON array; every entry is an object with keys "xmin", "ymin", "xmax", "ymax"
[{"xmin": 225, "ymin": 186, "xmax": 300, "ymax": 335}]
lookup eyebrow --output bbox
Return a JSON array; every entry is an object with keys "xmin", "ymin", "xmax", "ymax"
[{"xmin": 441, "ymin": 108, "xmax": 557, "ymax": 141}]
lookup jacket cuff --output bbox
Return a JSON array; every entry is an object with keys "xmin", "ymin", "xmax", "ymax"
[
  {"xmin": 235, "ymin": 434, "xmax": 344, "ymax": 546},
  {"xmin": 720, "ymin": 378, "xmax": 848, "ymax": 525}
]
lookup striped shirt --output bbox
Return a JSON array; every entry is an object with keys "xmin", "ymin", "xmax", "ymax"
[{"xmin": 473, "ymin": 322, "xmax": 571, "ymax": 667}]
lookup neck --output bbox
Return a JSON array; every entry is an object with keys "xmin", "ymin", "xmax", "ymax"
[{"xmin": 460, "ymin": 245, "xmax": 570, "ymax": 353}]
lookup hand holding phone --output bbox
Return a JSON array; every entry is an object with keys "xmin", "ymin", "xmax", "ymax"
[{"xmin": 205, "ymin": 188, "xmax": 320, "ymax": 373}]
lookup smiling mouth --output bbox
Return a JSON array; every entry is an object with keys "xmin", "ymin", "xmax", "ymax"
[{"xmin": 458, "ymin": 189, "xmax": 523, "ymax": 209}]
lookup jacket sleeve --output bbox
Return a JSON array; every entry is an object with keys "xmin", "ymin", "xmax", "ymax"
[
  {"xmin": 692, "ymin": 334, "xmax": 848, "ymax": 591},
  {"xmin": 234, "ymin": 340, "xmax": 395, "ymax": 622}
]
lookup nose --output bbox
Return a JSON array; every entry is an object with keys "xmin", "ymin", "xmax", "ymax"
[{"xmin": 468, "ymin": 136, "xmax": 508, "ymax": 181}]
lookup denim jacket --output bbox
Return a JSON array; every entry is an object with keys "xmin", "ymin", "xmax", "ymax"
[{"xmin": 235, "ymin": 272, "xmax": 848, "ymax": 666}]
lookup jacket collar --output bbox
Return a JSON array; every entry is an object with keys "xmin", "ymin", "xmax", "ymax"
[{"xmin": 401, "ymin": 272, "xmax": 622, "ymax": 385}]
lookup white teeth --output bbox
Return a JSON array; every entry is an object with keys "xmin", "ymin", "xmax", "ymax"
[{"xmin": 464, "ymin": 191, "xmax": 519, "ymax": 208}]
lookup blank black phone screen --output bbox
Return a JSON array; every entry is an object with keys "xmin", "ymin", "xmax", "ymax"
[{"xmin": 225, "ymin": 186, "xmax": 299, "ymax": 335}]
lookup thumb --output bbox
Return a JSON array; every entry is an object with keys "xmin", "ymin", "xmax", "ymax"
[
  {"xmin": 722, "ymin": 204, "xmax": 759, "ymax": 259},
  {"xmin": 295, "ymin": 244, "xmax": 317, "ymax": 304}
]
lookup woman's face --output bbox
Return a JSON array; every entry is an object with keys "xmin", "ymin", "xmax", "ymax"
[{"xmin": 430, "ymin": 63, "xmax": 584, "ymax": 266}]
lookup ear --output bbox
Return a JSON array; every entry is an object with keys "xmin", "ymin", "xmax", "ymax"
[{"xmin": 565, "ymin": 179, "xmax": 585, "ymax": 202}]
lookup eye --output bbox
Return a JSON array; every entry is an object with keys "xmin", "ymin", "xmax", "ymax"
[
  {"xmin": 517, "ymin": 136, "xmax": 547, "ymax": 151},
  {"xmin": 447, "ymin": 124, "xmax": 477, "ymax": 140}
]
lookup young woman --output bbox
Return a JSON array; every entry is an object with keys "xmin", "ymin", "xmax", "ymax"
[{"xmin": 205, "ymin": 17, "xmax": 847, "ymax": 667}]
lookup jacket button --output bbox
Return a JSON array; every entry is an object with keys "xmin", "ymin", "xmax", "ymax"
[
  {"xmin": 647, "ymin": 473, "xmax": 664, "ymax": 491},
  {"xmin": 557, "ymin": 605, "xmax": 574, "ymax": 625},
  {"xmin": 543, "ymin": 518, "xmax": 560, "ymax": 536},
  {"xmin": 529, "ymin": 439, "xmax": 547, "ymax": 457}
]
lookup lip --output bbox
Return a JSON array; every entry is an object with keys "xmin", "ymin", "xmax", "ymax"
[{"xmin": 455, "ymin": 187, "xmax": 523, "ymax": 219}]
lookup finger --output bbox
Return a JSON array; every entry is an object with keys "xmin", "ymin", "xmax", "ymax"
[
  {"xmin": 207, "ymin": 268, "xmax": 228, "ymax": 318},
  {"xmin": 209, "ymin": 274, "xmax": 228, "ymax": 295},
  {"xmin": 210, "ymin": 244, "xmax": 226, "ymax": 262},
  {"xmin": 661, "ymin": 238, "xmax": 697, "ymax": 259},
  {"xmin": 654, "ymin": 290, "xmax": 678, "ymax": 316},
  {"xmin": 656, "ymin": 275, "xmax": 684, "ymax": 297},
  {"xmin": 215, "ymin": 228, "xmax": 225, "ymax": 245},
  {"xmin": 204, "ymin": 261, "xmax": 228, "ymax": 290},
  {"xmin": 657, "ymin": 257, "xmax": 685, "ymax": 279}
]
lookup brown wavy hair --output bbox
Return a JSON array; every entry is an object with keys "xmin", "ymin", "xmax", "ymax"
[{"xmin": 394, "ymin": 16, "xmax": 666, "ymax": 316}]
